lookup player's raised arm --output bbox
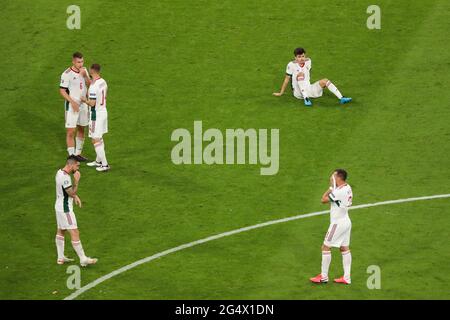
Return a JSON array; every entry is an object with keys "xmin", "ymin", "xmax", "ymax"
[
  {"xmin": 81, "ymin": 73, "xmax": 98, "ymax": 107},
  {"xmin": 80, "ymin": 67, "xmax": 91, "ymax": 87},
  {"xmin": 64, "ymin": 170, "xmax": 78, "ymax": 195},
  {"xmin": 65, "ymin": 170, "xmax": 82, "ymax": 207},
  {"xmin": 273, "ymin": 74, "xmax": 291, "ymax": 96},
  {"xmin": 321, "ymin": 173, "xmax": 336, "ymax": 203},
  {"xmin": 321, "ymin": 188, "xmax": 332, "ymax": 204}
]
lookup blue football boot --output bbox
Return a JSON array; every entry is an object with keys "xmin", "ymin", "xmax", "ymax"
[
  {"xmin": 304, "ymin": 98, "xmax": 312, "ymax": 107},
  {"xmin": 340, "ymin": 97, "xmax": 352, "ymax": 104}
]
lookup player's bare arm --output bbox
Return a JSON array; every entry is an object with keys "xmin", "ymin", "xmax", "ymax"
[
  {"xmin": 64, "ymin": 185, "xmax": 82, "ymax": 207},
  {"xmin": 321, "ymin": 172, "xmax": 337, "ymax": 203},
  {"xmin": 80, "ymin": 95, "xmax": 95, "ymax": 107},
  {"xmin": 72, "ymin": 170, "xmax": 80, "ymax": 193},
  {"xmin": 71, "ymin": 192, "xmax": 82, "ymax": 208},
  {"xmin": 321, "ymin": 189, "xmax": 332, "ymax": 204},
  {"xmin": 273, "ymin": 74, "xmax": 291, "ymax": 96},
  {"xmin": 65, "ymin": 170, "xmax": 82, "ymax": 207},
  {"xmin": 80, "ymin": 67, "xmax": 91, "ymax": 87},
  {"xmin": 59, "ymin": 88, "xmax": 80, "ymax": 112}
]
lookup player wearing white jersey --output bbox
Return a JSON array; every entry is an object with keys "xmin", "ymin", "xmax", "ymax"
[
  {"xmin": 273, "ymin": 47, "xmax": 352, "ymax": 107},
  {"xmin": 81, "ymin": 64, "xmax": 110, "ymax": 172},
  {"xmin": 54, "ymin": 155, "xmax": 97, "ymax": 266},
  {"xmin": 310, "ymin": 169, "xmax": 353, "ymax": 285},
  {"xmin": 59, "ymin": 52, "xmax": 91, "ymax": 161}
]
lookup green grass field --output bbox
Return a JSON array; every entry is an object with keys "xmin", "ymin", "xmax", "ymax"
[{"xmin": 1, "ymin": 0, "xmax": 450, "ymax": 300}]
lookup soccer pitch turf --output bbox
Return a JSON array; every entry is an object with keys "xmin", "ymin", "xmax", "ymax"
[{"xmin": 0, "ymin": 0, "xmax": 449, "ymax": 300}]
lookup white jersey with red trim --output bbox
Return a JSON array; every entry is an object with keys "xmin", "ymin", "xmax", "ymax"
[
  {"xmin": 88, "ymin": 78, "xmax": 108, "ymax": 112},
  {"xmin": 328, "ymin": 184, "xmax": 353, "ymax": 223},
  {"xmin": 285, "ymin": 59, "xmax": 312, "ymax": 86},
  {"xmin": 60, "ymin": 67, "xmax": 88, "ymax": 104},
  {"xmin": 55, "ymin": 169, "xmax": 73, "ymax": 213}
]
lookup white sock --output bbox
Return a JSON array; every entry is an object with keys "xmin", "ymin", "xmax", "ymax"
[
  {"xmin": 326, "ymin": 81, "xmax": 343, "ymax": 99},
  {"xmin": 342, "ymin": 250, "xmax": 352, "ymax": 280},
  {"xmin": 67, "ymin": 147, "xmax": 75, "ymax": 155},
  {"xmin": 75, "ymin": 137, "xmax": 85, "ymax": 156},
  {"xmin": 321, "ymin": 251, "xmax": 332, "ymax": 278},
  {"xmin": 94, "ymin": 140, "xmax": 108, "ymax": 166},
  {"xmin": 71, "ymin": 240, "xmax": 87, "ymax": 260},
  {"xmin": 55, "ymin": 235, "xmax": 65, "ymax": 260}
]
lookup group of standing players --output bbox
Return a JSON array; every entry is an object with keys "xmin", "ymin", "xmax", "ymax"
[{"xmin": 54, "ymin": 51, "xmax": 110, "ymax": 266}]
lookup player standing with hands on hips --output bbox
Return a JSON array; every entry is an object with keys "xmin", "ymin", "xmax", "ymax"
[
  {"xmin": 54, "ymin": 155, "xmax": 98, "ymax": 266},
  {"xmin": 310, "ymin": 169, "xmax": 353, "ymax": 284}
]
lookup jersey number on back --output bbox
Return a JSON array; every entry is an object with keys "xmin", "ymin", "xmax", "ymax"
[{"xmin": 100, "ymin": 89, "xmax": 105, "ymax": 106}]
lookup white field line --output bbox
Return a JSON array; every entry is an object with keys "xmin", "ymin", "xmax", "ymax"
[{"xmin": 64, "ymin": 193, "xmax": 450, "ymax": 300}]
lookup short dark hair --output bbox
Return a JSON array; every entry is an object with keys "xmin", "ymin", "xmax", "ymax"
[
  {"xmin": 90, "ymin": 63, "xmax": 101, "ymax": 72},
  {"xmin": 66, "ymin": 155, "xmax": 79, "ymax": 164},
  {"xmin": 294, "ymin": 47, "xmax": 306, "ymax": 56},
  {"xmin": 73, "ymin": 52, "xmax": 83, "ymax": 59},
  {"xmin": 334, "ymin": 169, "xmax": 348, "ymax": 181}
]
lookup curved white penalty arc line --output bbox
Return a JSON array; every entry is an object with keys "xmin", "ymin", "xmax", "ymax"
[{"xmin": 64, "ymin": 193, "xmax": 450, "ymax": 300}]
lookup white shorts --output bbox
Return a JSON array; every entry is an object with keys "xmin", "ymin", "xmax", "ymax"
[
  {"xmin": 65, "ymin": 102, "xmax": 89, "ymax": 128},
  {"xmin": 56, "ymin": 210, "xmax": 78, "ymax": 230},
  {"xmin": 293, "ymin": 81, "xmax": 323, "ymax": 99},
  {"xmin": 89, "ymin": 110, "xmax": 108, "ymax": 139},
  {"xmin": 323, "ymin": 219, "xmax": 351, "ymax": 248}
]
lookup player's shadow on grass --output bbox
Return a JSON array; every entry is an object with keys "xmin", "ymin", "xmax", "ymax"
[{"xmin": 267, "ymin": 94, "xmax": 346, "ymax": 110}]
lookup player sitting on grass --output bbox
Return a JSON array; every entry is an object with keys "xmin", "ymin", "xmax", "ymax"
[{"xmin": 273, "ymin": 47, "xmax": 352, "ymax": 107}]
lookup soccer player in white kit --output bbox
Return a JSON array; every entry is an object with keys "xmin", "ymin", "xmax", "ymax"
[
  {"xmin": 273, "ymin": 47, "xmax": 352, "ymax": 107},
  {"xmin": 55, "ymin": 155, "xmax": 97, "ymax": 266},
  {"xmin": 59, "ymin": 52, "xmax": 91, "ymax": 161},
  {"xmin": 310, "ymin": 169, "xmax": 353, "ymax": 284},
  {"xmin": 81, "ymin": 64, "xmax": 110, "ymax": 172}
]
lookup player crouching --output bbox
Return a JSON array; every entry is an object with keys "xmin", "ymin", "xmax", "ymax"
[{"xmin": 81, "ymin": 64, "xmax": 110, "ymax": 172}]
